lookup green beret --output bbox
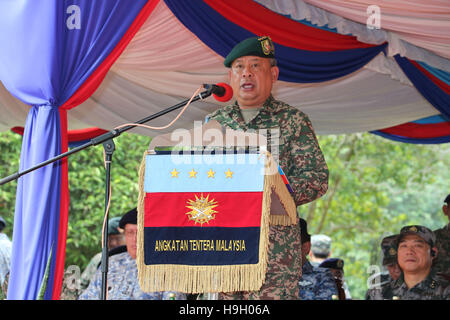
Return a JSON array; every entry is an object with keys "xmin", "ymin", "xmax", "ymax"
[
  {"xmin": 398, "ymin": 225, "xmax": 436, "ymax": 247},
  {"xmin": 224, "ymin": 36, "xmax": 275, "ymax": 68}
]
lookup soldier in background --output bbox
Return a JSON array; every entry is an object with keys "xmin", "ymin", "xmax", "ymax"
[
  {"xmin": 319, "ymin": 258, "xmax": 350, "ymax": 300},
  {"xmin": 298, "ymin": 219, "xmax": 338, "ymax": 300},
  {"xmin": 79, "ymin": 208, "xmax": 185, "ymax": 300},
  {"xmin": 366, "ymin": 234, "xmax": 400, "ymax": 300},
  {"xmin": 0, "ymin": 216, "xmax": 11, "ymax": 300},
  {"xmin": 433, "ymin": 194, "xmax": 450, "ymax": 277},
  {"xmin": 309, "ymin": 234, "xmax": 332, "ymax": 267},
  {"xmin": 60, "ymin": 216, "xmax": 126, "ymax": 300},
  {"xmin": 386, "ymin": 225, "xmax": 450, "ymax": 300}
]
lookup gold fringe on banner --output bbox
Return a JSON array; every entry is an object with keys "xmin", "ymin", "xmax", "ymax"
[
  {"xmin": 136, "ymin": 151, "xmax": 294, "ymax": 293},
  {"xmin": 263, "ymin": 152, "xmax": 297, "ymax": 226}
]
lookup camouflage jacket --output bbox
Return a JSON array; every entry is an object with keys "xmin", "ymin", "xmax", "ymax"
[
  {"xmin": 385, "ymin": 271, "xmax": 450, "ymax": 300},
  {"xmin": 0, "ymin": 234, "xmax": 11, "ymax": 287},
  {"xmin": 365, "ymin": 273, "xmax": 392, "ymax": 300},
  {"xmin": 434, "ymin": 223, "xmax": 450, "ymax": 275},
  {"xmin": 299, "ymin": 260, "xmax": 338, "ymax": 300},
  {"xmin": 78, "ymin": 252, "xmax": 185, "ymax": 300},
  {"xmin": 207, "ymin": 95, "xmax": 329, "ymax": 207},
  {"xmin": 209, "ymin": 96, "xmax": 328, "ymax": 299}
]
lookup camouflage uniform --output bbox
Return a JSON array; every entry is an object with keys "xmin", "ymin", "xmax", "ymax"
[
  {"xmin": 433, "ymin": 223, "xmax": 450, "ymax": 275},
  {"xmin": 381, "ymin": 225, "xmax": 450, "ymax": 300},
  {"xmin": 299, "ymin": 260, "xmax": 338, "ymax": 300},
  {"xmin": 365, "ymin": 272, "xmax": 392, "ymax": 300},
  {"xmin": 208, "ymin": 96, "xmax": 329, "ymax": 299},
  {"xmin": 310, "ymin": 234, "xmax": 331, "ymax": 267},
  {"xmin": 385, "ymin": 272, "xmax": 450, "ymax": 300},
  {"xmin": 0, "ymin": 233, "xmax": 11, "ymax": 288},
  {"xmin": 365, "ymin": 234, "xmax": 398, "ymax": 300},
  {"xmin": 79, "ymin": 252, "xmax": 185, "ymax": 300}
]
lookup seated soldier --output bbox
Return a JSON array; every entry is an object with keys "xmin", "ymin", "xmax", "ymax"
[
  {"xmin": 366, "ymin": 234, "xmax": 401, "ymax": 300},
  {"xmin": 386, "ymin": 225, "xmax": 450, "ymax": 300},
  {"xmin": 298, "ymin": 219, "xmax": 338, "ymax": 300}
]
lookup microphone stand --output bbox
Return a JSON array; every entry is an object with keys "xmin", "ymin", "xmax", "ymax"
[{"xmin": 0, "ymin": 84, "xmax": 218, "ymax": 300}]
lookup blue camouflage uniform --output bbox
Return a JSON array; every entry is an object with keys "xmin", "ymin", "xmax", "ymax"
[
  {"xmin": 79, "ymin": 252, "xmax": 185, "ymax": 300},
  {"xmin": 299, "ymin": 260, "xmax": 338, "ymax": 300},
  {"xmin": 0, "ymin": 233, "xmax": 12, "ymax": 287}
]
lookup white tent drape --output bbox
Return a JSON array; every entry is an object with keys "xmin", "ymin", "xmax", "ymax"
[{"xmin": 0, "ymin": 0, "xmax": 446, "ymax": 136}]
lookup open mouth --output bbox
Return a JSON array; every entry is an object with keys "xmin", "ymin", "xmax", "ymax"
[{"xmin": 241, "ymin": 82, "xmax": 255, "ymax": 90}]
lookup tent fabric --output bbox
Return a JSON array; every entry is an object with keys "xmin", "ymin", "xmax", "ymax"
[
  {"xmin": 255, "ymin": 0, "xmax": 450, "ymax": 72},
  {"xmin": 300, "ymin": 0, "xmax": 450, "ymax": 60},
  {"xmin": 395, "ymin": 56, "xmax": 449, "ymax": 117},
  {"xmin": 0, "ymin": 0, "xmax": 155, "ymax": 300},
  {"xmin": 0, "ymin": 0, "xmax": 448, "ymax": 300},
  {"xmin": 165, "ymin": 0, "xmax": 388, "ymax": 83},
  {"xmin": 0, "ymin": 0, "xmax": 447, "ymax": 137},
  {"xmin": 11, "ymin": 127, "xmax": 109, "ymax": 148},
  {"xmin": 252, "ymin": 0, "xmax": 450, "ymax": 143}
]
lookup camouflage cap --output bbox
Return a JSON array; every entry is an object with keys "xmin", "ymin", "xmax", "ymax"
[
  {"xmin": 381, "ymin": 234, "xmax": 398, "ymax": 266},
  {"xmin": 224, "ymin": 36, "xmax": 275, "ymax": 68},
  {"xmin": 397, "ymin": 225, "xmax": 436, "ymax": 247},
  {"xmin": 311, "ymin": 234, "xmax": 332, "ymax": 256},
  {"xmin": 319, "ymin": 258, "xmax": 344, "ymax": 270},
  {"xmin": 108, "ymin": 217, "xmax": 122, "ymax": 235}
]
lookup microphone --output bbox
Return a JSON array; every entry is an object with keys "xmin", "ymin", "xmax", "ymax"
[{"xmin": 203, "ymin": 83, "xmax": 233, "ymax": 102}]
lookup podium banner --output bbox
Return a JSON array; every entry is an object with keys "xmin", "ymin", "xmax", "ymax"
[{"xmin": 137, "ymin": 151, "xmax": 295, "ymax": 293}]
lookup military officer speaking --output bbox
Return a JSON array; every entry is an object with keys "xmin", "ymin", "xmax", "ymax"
[{"xmin": 207, "ymin": 36, "xmax": 329, "ymax": 299}]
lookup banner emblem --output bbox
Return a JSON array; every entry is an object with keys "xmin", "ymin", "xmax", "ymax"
[{"xmin": 186, "ymin": 193, "xmax": 218, "ymax": 225}]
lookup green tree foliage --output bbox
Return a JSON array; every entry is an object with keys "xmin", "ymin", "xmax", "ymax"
[
  {"xmin": 0, "ymin": 131, "xmax": 21, "ymax": 233},
  {"xmin": 0, "ymin": 130, "xmax": 448, "ymax": 299},
  {"xmin": 0, "ymin": 131, "xmax": 151, "ymax": 271},
  {"xmin": 65, "ymin": 132, "xmax": 151, "ymax": 269}
]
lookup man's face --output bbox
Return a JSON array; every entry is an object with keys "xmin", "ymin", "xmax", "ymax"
[
  {"xmin": 229, "ymin": 56, "xmax": 279, "ymax": 109},
  {"xmin": 386, "ymin": 263, "xmax": 401, "ymax": 280},
  {"xmin": 108, "ymin": 234, "xmax": 125, "ymax": 250},
  {"xmin": 397, "ymin": 234, "xmax": 433, "ymax": 274},
  {"xmin": 124, "ymin": 224, "xmax": 138, "ymax": 259}
]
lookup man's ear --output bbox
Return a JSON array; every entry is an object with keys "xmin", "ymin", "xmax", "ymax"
[
  {"xmin": 302, "ymin": 241, "xmax": 311, "ymax": 256},
  {"xmin": 271, "ymin": 66, "xmax": 279, "ymax": 83},
  {"xmin": 443, "ymin": 204, "xmax": 449, "ymax": 218},
  {"xmin": 431, "ymin": 247, "xmax": 438, "ymax": 259}
]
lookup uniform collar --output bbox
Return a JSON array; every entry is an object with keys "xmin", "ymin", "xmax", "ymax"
[
  {"xmin": 397, "ymin": 270, "xmax": 438, "ymax": 290},
  {"xmin": 302, "ymin": 259, "xmax": 314, "ymax": 273},
  {"xmin": 229, "ymin": 95, "xmax": 277, "ymax": 115}
]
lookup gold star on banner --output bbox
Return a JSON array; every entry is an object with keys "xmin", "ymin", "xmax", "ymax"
[
  {"xmin": 189, "ymin": 169, "xmax": 197, "ymax": 178},
  {"xmin": 170, "ymin": 169, "xmax": 179, "ymax": 178},
  {"xmin": 225, "ymin": 169, "xmax": 234, "ymax": 179},
  {"xmin": 207, "ymin": 169, "xmax": 215, "ymax": 178}
]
